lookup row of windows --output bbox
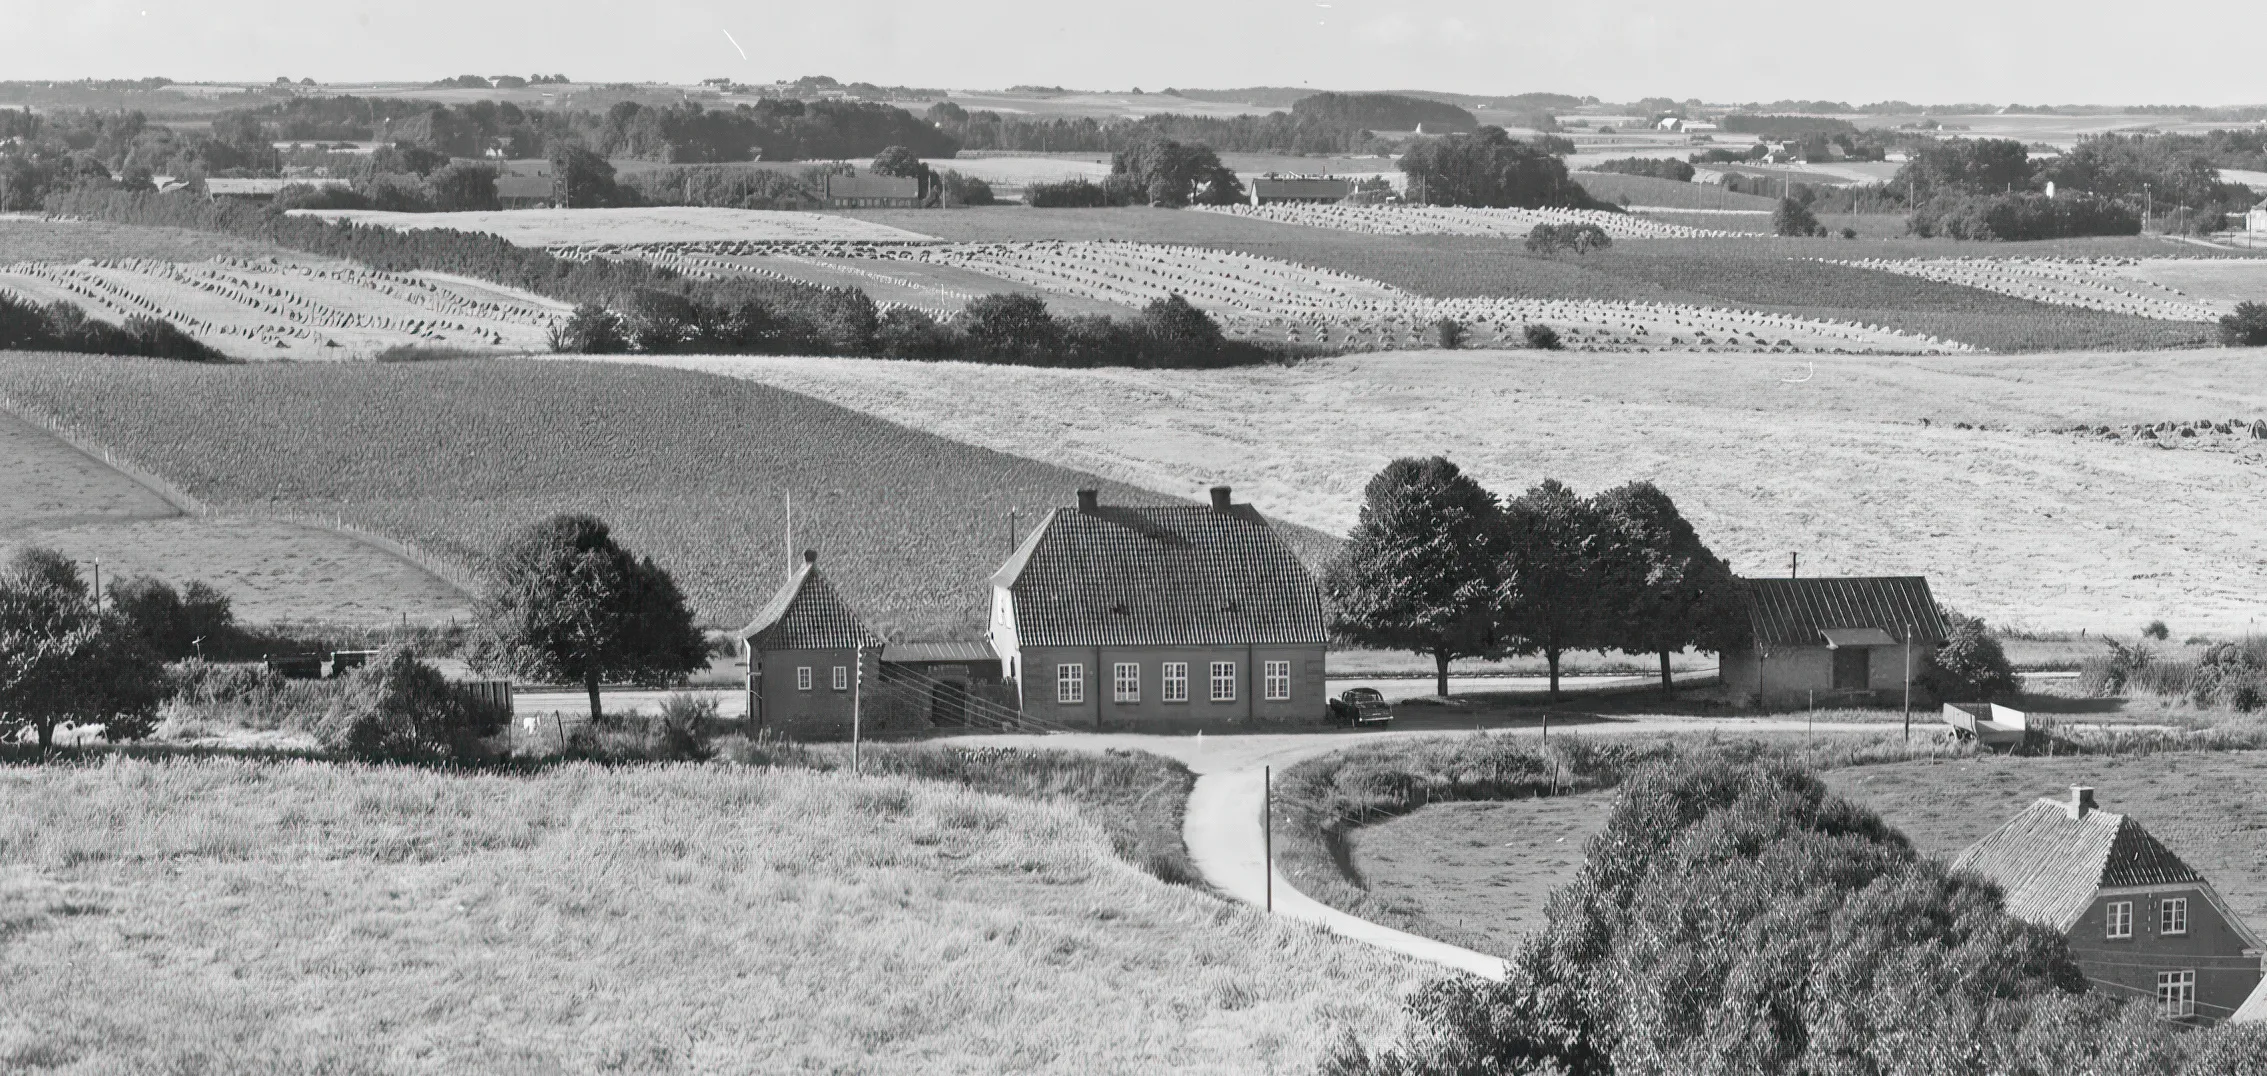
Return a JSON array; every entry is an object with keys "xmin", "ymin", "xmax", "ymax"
[
  {"xmin": 1056, "ymin": 661, "xmax": 1293, "ymax": 704},
  {"xmin": 2106, "ymin": 897, "xmax": 2187, "ymax": 939},
  {"xmin": 793, "ymin": 666, "xmax": 850, "ymax": 693}
]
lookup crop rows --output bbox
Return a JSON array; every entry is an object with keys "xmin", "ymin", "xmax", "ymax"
[
  {"xmin": 0, "ymin": 257, "xmax": 564, "ymax": 357},
  {"xmin": 1190, "ymin": 202, "xmax": 1752, "ymax": 240},
  {"xmin": 1834, "ymin": 257, "xmax": 2228, "ymax": 322},
  {"xmin": 594, "ymin": 239, "xmax": 1962, "ymax": 353}
]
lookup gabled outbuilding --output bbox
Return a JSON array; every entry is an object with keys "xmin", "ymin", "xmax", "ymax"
[
  {"xmin": 739, "ymin": 549, "xmax": 881, "ymax": 736},
  {"xmin": 1718, "ymin": 575, "xmax": 1948, "ymax": 708}
]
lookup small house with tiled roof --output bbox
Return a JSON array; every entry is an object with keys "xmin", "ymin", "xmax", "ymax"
[
  {"xmin": 739, "ymin": 549, "xmax": 882, "ymax": 736},
  {"xmin": 990, "ymin": 486, "xmax": 1327, "ymax": 727},
  {"xmin": 1955, "ymin": 787, "xmax": 2263, "ymax": 1024},
  {"xmin": 1719, "ymin": 575, "xmax": 1949, "ymax": 708}
]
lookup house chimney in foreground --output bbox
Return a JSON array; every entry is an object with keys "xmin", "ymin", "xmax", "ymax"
[
  {"xmin": 802, "ymin": 549, "xmax": 818, "ymax": 565},
  {"xmin": 1076, "ymin": 489, "xmax": 1099, "ymax": 512},
  {"xmin": 1209, "ymin": 485, "xmax": 1234, "ymax": 510},
  {"xmin": 2067, "ymin": 786, "xmax": 2097, "ymax": 820}
]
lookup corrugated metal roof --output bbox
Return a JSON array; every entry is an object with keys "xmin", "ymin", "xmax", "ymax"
[
  {"xmin": 1740, "ymin": 576, "xmax": 1948, "ymax": 650},
  {"xmin": 996, "ymin": 499, "xmax": 1326, "ymax": 648},
  {"xmin": 882, "ymin": 640, "xmax": 997, "ymax": 664},
  {"xmin": 1952, "ymin": 798, "xmax": 2205, "ymax": 932},
  {"xmin": 738, "ymin": 559, "xmax": 880, "ymax": 651}
]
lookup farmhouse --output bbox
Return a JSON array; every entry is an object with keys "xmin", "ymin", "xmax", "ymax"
[
  {"xmin": 1717, "ymin": 575, "xmax": 1948, "ymax": 708},
  {"xmin": 824, "ymin": 172, "xmax": 922, "ymax": 208},
  {"xmin": 739, "ymin": 550, "xmax": 883, "ymax": 738},
  {"xmin": 1955, "ymin": 787, "xmax": 2264, "ymax": 1024},
  {"xmin": 1251, "ymin": 177, "xmax": 1353, "ymax": 205},
  {"xmin": 989, "ymin": 486, "xmax": 1327, "ymax": 728}
]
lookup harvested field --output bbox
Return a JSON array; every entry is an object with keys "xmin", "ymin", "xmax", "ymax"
[
  {"xmin": 1194, "ymin": 202, "xmax": 1751, "ymax": 240},
  {"xmin": 0, "ymin": 757, "xmax": 1417, "ymax": 1074},
  {"xmin": 610, "ymin": 239, "xmax": 1961, "ymax": 353},
  {"xmin": 1824, "ymin": 753, "xmax": 2267, "ymax": 926},
  {"xmin": 0, "ymin": 354, "xmax": 1318, "ymax": 636},
  {"xmin": 1841, "ymin": 257, "xmax": 2245, "ymax": 321},
  {"xmin": 0, "ymin": 256, "xmax": 567, "ymax": 359},
  {"xmin": 293, "ymin": 206, "xmax": 938, "ymax": 245},
  {"xmin": 0, "ymin": 397, "xmax": 470, "ymax": 625},
  {"xmin": 641, "ymin": 349, "xmax": 2267, "ymax": 632}
]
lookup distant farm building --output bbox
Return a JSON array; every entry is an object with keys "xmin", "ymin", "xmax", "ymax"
[
  {"xmin": 205, "ymin": 177, "xmax": 350, "ymax": 202},
  {"xmin": 1957, "ymin": 788, "xmax": 2264, "ymax": 1024},
  {"xmin": 1251, "ymin": 176, "xmax": 1353, "ymax": 205},
  {"xmin": 823, "ymin": 172, "xmax": 922, "ymax": 208},
  {"xmin": 1718, "ymin": 575, "xmax": 1948, "ymax": 708},
  {"xmin": 2249, "ymin": 201, "xmax": 2267, "ymax": 235},
  {"xmin": 989, "ymin": 486, "xmax": 1328, "ymax": 728}
]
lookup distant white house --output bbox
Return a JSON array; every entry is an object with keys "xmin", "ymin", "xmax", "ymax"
[{"xmin": 1656, "ymin": 117, "xmax": 1684, "ymax": 132}]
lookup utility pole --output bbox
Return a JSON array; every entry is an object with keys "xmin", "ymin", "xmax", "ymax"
[
  {"xmin": 90, "ymin": 559, "xmax": 100, "ymax": 611},
  {"xmin": 784, "ymin": 491, "xmax": 793, "ymax": 568},
  {"xmin": 1902, "ymin": 622, "xmax": 1914, "ymax": 743},
  {"xmin": 2143, "ymin": 184, "xmax": 2152, "ymax": 233},
  {"xmin": 1008, "ymin": 508, "xmax": 1018, "ymax": 553},
  {"xmin": 1789, "ymin": 551, "xmax": 1799, "ymax": 579},
  {"xmin": 851, "ymin": 642, "xmax": 864, "ymax": 776},
  {"xmin": 1263, "ymin": 765, "xmax": 1273, "ymax": 913}
]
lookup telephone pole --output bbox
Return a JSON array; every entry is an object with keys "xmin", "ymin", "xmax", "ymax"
[
  {"xmin": 851, "ymin": 643, "xmax": 865, "ymax": 776},
  {"xmin": 1788, "ymin": 552, "xmax": 1799, "ymax": 579},
  {"xmin": 1902, "ymin": 622, "xmax": 1914, "ymax": 742}
]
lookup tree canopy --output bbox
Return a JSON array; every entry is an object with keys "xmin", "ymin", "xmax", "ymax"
[
  {"xmin": 1591, "ymin": 482, "xmax": 1739, "ymax": 691},
  {"xmin": 1110, "ymin": 138, "xmax": 1245, "ymax": 207},
  {"xmin": 1399, "ymin": 127, "xmax": 1603, "ymax": 210},
  {"xmin": 472, "ymin": 514, "xmax": 707, "ymax": 720},
  {"xmin": 0, "ymin": 550, "xmax": 167, "ymax": 748},
  {"xmin": 1324, "ymin": 457, "xmax": 1503, "ymax": 697},
  {"xmin": 1497, "ymin": 480, "xmax": 1613, "ymax": 699}
]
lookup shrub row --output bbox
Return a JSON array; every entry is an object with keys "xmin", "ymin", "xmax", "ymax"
[
  {"xmin": 0, "ymin": 291, "xmax": 225, "ymax": 362},
  {"xmin": 1907, "ymin": 190, "xmax": 2141, "ymax": 240}
]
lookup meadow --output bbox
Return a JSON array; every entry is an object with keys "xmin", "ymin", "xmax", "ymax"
[
  {"xmin": 0, "ymin": 400, "xmax": 470, "ymax": 625},
  {"xmin": 1570, "ymin": 170, "xmax": 1782, "ymax": 210},
  {"xmin": 0, "ymin": 353, "xmax": 1340, "ymax": 636},
  {"xmin": 0, "ymin": 216, "xmax": 299, "ymax": 262},
  {"xmin": 0, "ymin": 757, "xmax": 1420, "ymax": 1073},
  {"xmin": 640, "ymin": 349, "xmax": 2267, "ymax": 633}
]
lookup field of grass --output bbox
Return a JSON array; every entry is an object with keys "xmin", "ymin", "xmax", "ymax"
[
  {"xmin": 0, "ymin": 401, "xmax": 471, "ymax": 626},
  {"xmin": 0, "ymin": 756, "xmax": 1419, "ymax": 1073},
  {"xmin": 0, "ymin": 353, "xmax": 1343, "ymax": 637},
  {"xmin": 295, "ymin": 206, "xmax": 939, "ymax": 246},
  {"xmin": 1571, "ymin": 171, "xmax": 1781, "ymax": 210},
  {"xmin": 647, "ymin": 350, "xmax": 2267, "ymax": 633},
  {"xmin": 0, "ymin": 217, "xmax": 299, "ymax": 262}
]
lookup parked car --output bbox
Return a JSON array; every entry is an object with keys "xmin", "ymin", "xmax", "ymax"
[{"xmin": 1328, "ymin": 687, "xmax": 1394, "ymax": 728}]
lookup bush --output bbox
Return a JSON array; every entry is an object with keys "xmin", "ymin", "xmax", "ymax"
[
  {"xmin": 1432, "ymin": 318, "xmax": 1465, "ymax": 349},
  {"xmin": 2143, "ymin": 619, "xmax": 2171, "ymax": 640},
  {"xmin": 873, "ymin": 307, "xmax": 957, "ymax": 358},
  {"xmin": 1920, "ymin": 611, "xmax": 2020, "ymax": 702},
  {"xmin": 549, "ymin": 304, "xmax": 629, "ymax": 353},
  {"xmin": 1774, "ymin": 196, "xmax": 1822, "ymax": 236},
  {"xmin": 106, "ymin": 575, "xmax": 235, "ymax": 660},
  {"xmin": 1023, "ymin": 178, "xmax": 1113, "ymax": 208},
  {"xmin": 1522, "ymin": 323, "xmax": 1563, "ymax": 350},
  {"xmin": 0, "ymin": 292, "xmax": 227, "ymax": 362},
  {"xmin": 1524, "ymin": 222, "xmax": 1611, "ymax": 254},
  {"xmin": 316, "ymin": 649, "xmax": 507, "ymax": 762},
  {"xmin": 937, "ymin": 169, "xmax": 995, "ymax": 207},
  {"xmin": 2220, "ymin": 301, "xmax": 2267, "ymax": 347}
]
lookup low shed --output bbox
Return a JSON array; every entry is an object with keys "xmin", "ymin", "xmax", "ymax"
[{"xmin": 1719, "ymin": 575, "xmax": 1949, "ymax": 708}]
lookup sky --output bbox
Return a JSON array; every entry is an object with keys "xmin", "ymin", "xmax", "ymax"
[{"xmin": 6, "ymin": 0, "xmax": 2264, "ymax": 107}]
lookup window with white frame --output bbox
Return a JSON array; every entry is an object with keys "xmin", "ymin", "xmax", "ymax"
[
  {"xmin": 1210, "ymin": 661, "xmax": 1236, "ymax": 702},
  {"xmin": 2158, "ymin": 970, "xmax": 2196, "ymax": 1018},
  {"xmin": 2161, "ymin": 898, "xmax": 2189, "ymax": 936},
  {"xmin": 1113, "ymin": 662, "xmax": 1140, "ymax": 703},
  {"xmin": 1056, "ymin": 663, "xmax": 1084, "ymax": 704},
  {"xmin": 1161, "ymin": 662, "xmax": 1188, "ymax": 703},
  {"xmin": 796, "ymin": 666, "xmax": 813, "ymax": 692},
  {"xmin": 832, "ymin": 665, "xmax": 849, "ymax": 692},
  {"xmin": 1263, "ymin": 660, "xmax": 1291, "ymax": 701},
  {"xmin": 2107, "ymin": 901, "xmax": 2133, "ymax": 939}
]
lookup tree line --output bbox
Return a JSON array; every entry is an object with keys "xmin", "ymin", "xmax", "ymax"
[
  {"xmin": 1325, "ymin": 459, "xmax": 1735, "ymax": 699},
  {"xmin": 1399, "ymin": 128, "xmax": 1610, "ymax": 210},
  {"xmin": 928, "ymin": 91, "xmax": 1476, "ymax": 157},
  {"xmin": 0, "ymin": 290, "xmax": 224, "ymax": 362}
]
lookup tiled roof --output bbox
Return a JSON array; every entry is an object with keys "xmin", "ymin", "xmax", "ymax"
[
  {"xmin": 1952, "ymin": 798, "xmax": 2204, "ymax": 932},
  {"xmin": 995, "ymin": 501, "xmax": 1327, "ymax": 648},
  {"xmin": 738, "ymin": 560, "xmax": 880, "ymax": 651},
  {"xmin": 1739, "ymin": 576, "xmax": 1948, "ymax": 650},
  {"xmin": 881, "ymin": 640, "xmax": 997, "ymax": 664}
]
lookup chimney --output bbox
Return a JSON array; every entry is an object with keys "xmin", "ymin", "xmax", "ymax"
[
  {"xmin": 1209, "ymin": 485, "xmax": 1233, "ymax": 511},
  {"xmin": 802, "ymin": 549, "xmax": 818, "ymax": 565},
  {"xmin": 1076, "ymin": 489, "xmax": 1099, "ymax": 512},
  {"xmin": 2066, "ymin": 786, "xmax": 2097, "ymax": 820}
]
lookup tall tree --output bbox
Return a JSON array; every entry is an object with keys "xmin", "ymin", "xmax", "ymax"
[
  {"xmin": 472, "ymin": 514, "xmax": 707, "ymax": 720},
  {"xmin": 1323, "ymin": 457, "xmax": 1503, "ymax": 698},
  {"xmin": 1590, "ymin": 482, "xmax": 1738, "ymax": 693},
  {"xmin": 0, "ymin": 560, "xmax": 167, "ymax": 748},
  {"xmin": 1497, "ymin": 479, "xmax": 1612, "ymax": 700},
  {"xmin": 1111, "ymin": 137, "xmax": 1245, "ymax": 207},
  {"xmin": 1398, "ymin": 126, "xmax": 1599, "ymax": 209}
]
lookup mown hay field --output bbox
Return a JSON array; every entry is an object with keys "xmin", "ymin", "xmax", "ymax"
[
  {"xmin": 0, "ymin": 216, "xmax": 300, "ymax": 262},
  {"xmin": 635, "ymin": 349, "xmax": 2267, "ymax": 633},
  {"xmin": 0, "ymin": 354, "xmax": 1322, "ymax": 636},
  {"xmin": 295, "ymin": 205, "xmax": 939, "ymax": 246},
  {"xmin": 0, "ymin": 399, "xmax": 470, "ymax": 625},
  {"xmin": 1570, "ymin": 171, "xmax": 1781, "ymax": 210},
  {"xmin": 0, "ymin": 757, "xmax": 1419, "ymax": 1073}
]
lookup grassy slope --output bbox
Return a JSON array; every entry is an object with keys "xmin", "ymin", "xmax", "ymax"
[
  {"xmin": 616, "ymin": 350, "xmax": 2267, "ymax": 634},
  {"xmin": 0, "ymin": 217, "xmax": 298, "ymax": 262},
  {"xmin": 0, "ymin": 354, "xmax": 1338, "ymax": 636},
  {"xmin": 1571, "ymin": 171, "xmax": 1781, "ymax": 210},
  {"xmin": 0, "ymin": 397, "xmax": 471, "ymax": 625},
  {"xmin": 0, "ymin": 758, "xmax": 1418, "ymax": 1073}
]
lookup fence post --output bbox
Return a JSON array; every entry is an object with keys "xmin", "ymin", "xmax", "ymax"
[{"xmin": 1263, "ymin": 765, "xmax": 1273, "ymax": 914}]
